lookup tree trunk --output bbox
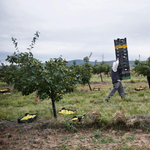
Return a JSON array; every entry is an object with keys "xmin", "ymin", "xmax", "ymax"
[
  {"xmin": 51, "ymin": 95, "xmax": 57, "ymax": 118},
  {"xmin": 100, "ymin": 73, "xmax": 103, "ymax": 82},
  {"xmin": 147, "ymin": 76, "xmax": 150, "ymax": 89},
  {"xmin": 107, "ymin": 73, "xmax": 109, "ymax": 78},
  {"xmin": 87, "ymin": 81, "xmax": 92, "ymax": 91}
]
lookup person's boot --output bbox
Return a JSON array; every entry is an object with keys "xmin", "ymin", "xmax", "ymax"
[{"xmin": 105, "ymin": 99, "xmax": 109, "ymax": 102}]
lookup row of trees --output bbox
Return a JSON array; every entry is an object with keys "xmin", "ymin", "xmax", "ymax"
[{"xmin": 68, "ymin": 55, "xmax": 112, "ymax": 91}]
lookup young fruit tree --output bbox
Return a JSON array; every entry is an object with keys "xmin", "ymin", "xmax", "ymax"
[
  {"xmin": 103, "ymin": 63, "xmax": 112, "ymax": 78},
  {"xmin": 92, "ymin": 61, "xmax": 106, "ymax": 82},
  {"xmin": 80, "ymin": 53, "xmax": 93, "ymax": 91},
  {"xmin": 133, "ymin": 57, "xmax": 150, "ymax": 88},
  {"xmin": 67, "ymin": 60, "xmax": 81, "ymax": 92},
  {"xmin": 2, "ymin": 31, "xmax": 79, "ymax": 118}
]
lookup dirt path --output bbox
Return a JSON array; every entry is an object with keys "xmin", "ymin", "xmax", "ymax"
[{"xmin": 0, "ymin": 119, "xmax": 150, "ymax": 150}]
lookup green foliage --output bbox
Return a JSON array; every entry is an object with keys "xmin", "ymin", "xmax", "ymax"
[
  {"xmin": 123, "ymin": 134, "xmax": 135, "ymax": 141},
  {"xmin": 133, "ymin": 57, "xmax": 150, "ymax": 76},
  {"xmin": 0, "ymin": 31, "xmax": 79, "ymax": 118},
  {"xmin": 59, "ymin": 144, "xmax": 68, "ymax": 150},
  {"xmin": 43, "ymin": 57, "xmax": 79, "ymax": 101},
  {"xmin": 80, "ymin": 54, "xmax": 93, "ymax": 90},
  {"xmin": 0, "ymin": 64, "xmax": 18, "ymax": 85},
  {"xmin": 92, "ymin": 61, "xmax": 111, "ymax": 82},
  {"xmin": 90, "ymin": 129, "xmax": 101, "ymax": 139},
  {"xmin": 67, "ymin": 60, "xmax": 81, "ymax": 92},
  {"xmin": 64, "ymin": 122, "xmax": 78, "ymax": 132},
  {"xmin": 90, "ymin": 130, "xmax": 116, "ymax": 143},
  {"xmin": 130, "ymin": 79, "xmax": 135, "ymax": 83},
  {"xmin": 103, "ymin": 63, "xmax": 112, "ymax": 77},
  {"xmin": 11, "ymin": 37, "xmax": 19, "ymax": 52},
  {"xmin": 61, "ymin": 136, "xmax": 68, "ymax": 141},
  {"xmin": 92, "ymin": 60, "xmax": 99, "ymax": 74},
  {"xmin": 7, "ymin": 52, "xmax": 43, "ymax": 96},
  {"xmin": 68, "ymin": 54, "xmax": 95, "ymax": 91}
]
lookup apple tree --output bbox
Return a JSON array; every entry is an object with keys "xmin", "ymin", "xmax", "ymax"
[
  {"xmin": 80, "ymin": 54, "xmax": 93, "ymax": 91},
  {"xmin": 133, "ymin": 57, "xmax": 150, "ymax": 88}
]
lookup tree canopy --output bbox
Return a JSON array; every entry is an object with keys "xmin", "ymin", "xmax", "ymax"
[
  {"xmin": 133, "ymin": 57, "xmax": 150, "ymax": 76},
  {"xmin": 0, "ymin": 31, "xmax": 79, "ymax": 118}
]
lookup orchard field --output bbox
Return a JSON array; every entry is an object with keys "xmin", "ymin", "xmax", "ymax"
[
  {"xmin": 1, "ymin": 32, "xmax": 150, "ymax": 149},
  {"xmin": 0, "ymin": 73, "xmax": 150, "ymax": 150}
]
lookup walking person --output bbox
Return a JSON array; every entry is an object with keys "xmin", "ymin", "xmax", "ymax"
[{"xmin": 105, "ymin": 58, "xmax": 125, "ymax": 102}]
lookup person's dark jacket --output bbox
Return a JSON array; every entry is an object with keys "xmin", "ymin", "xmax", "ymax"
[{"xmin": 111, "ymin": 68, "xmax": 120, "ymax": 84}]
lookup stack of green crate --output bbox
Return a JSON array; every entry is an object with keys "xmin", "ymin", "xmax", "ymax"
[{"xmin": 114, "ymin": 38, "xmax": 131, "ymax": 80}]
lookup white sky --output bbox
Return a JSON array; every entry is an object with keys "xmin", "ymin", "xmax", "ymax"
[{"xmin": 0, "ymin": 0, "xmax": 150, "ymax": 63}]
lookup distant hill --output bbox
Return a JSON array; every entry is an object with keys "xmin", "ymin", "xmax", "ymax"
[{"xmin": 67, "ymin": 59, "xmax": 136, "ymax": 68}]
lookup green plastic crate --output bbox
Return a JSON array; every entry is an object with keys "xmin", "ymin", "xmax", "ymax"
[{"xmin": 122, "ymin": 76, "xmax": 131, "ymax": 80}]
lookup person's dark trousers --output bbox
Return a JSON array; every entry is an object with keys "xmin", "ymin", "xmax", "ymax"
[
  {"xmin": 106, "ymin": 81, "xmax": 125, "ymax": 101},
  {"xmin": 147, "ymin": 76, "xmax": 150, "ymax": 89}
]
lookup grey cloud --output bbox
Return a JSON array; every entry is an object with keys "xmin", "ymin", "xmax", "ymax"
[{"xmin": 0, "ymin": 0, "xmax": 150, "ymax": 63}]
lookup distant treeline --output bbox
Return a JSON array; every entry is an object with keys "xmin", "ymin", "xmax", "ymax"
[
  {"xmin": 0, "ymin": 60, "xmax": 144, "ymax": 69},
  {"xmin": 67, "ymin": 59, "xmax": 141, "ymax": 68}
]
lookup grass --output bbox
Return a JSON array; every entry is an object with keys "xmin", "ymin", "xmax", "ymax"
[{"xmin": 0, "ymin": 74, "xmax": 150, "ymax": 130}]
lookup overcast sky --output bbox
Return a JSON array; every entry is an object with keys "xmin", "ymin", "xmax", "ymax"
[{"xmin": 0, "ymin": 0, "xmax": 150, "ymax": 63}]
